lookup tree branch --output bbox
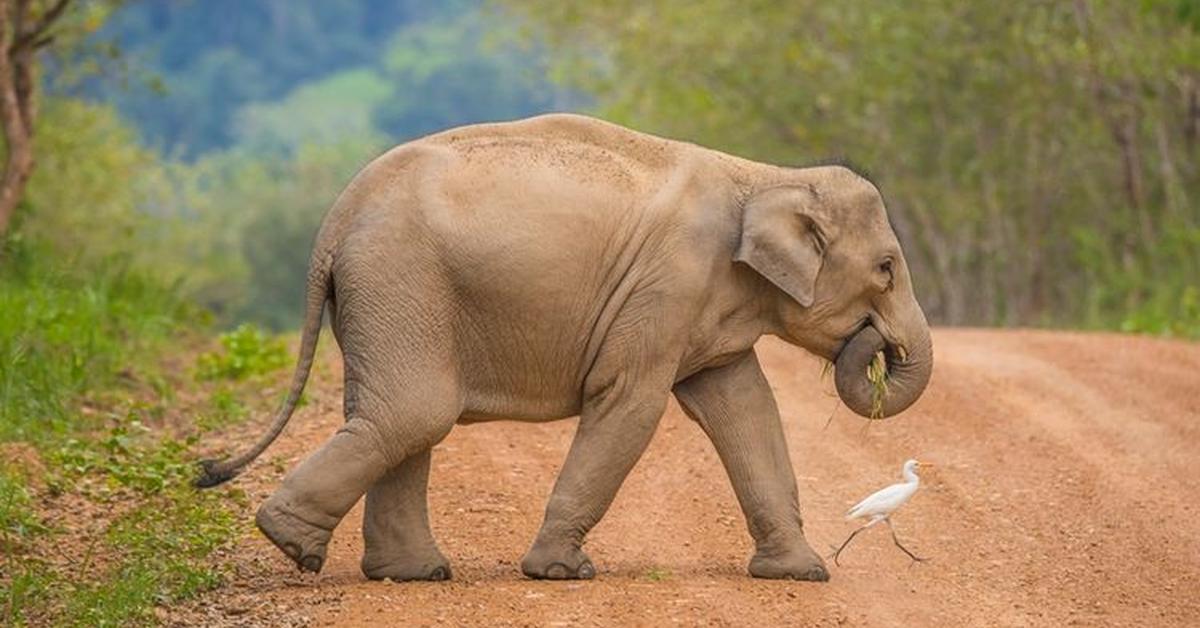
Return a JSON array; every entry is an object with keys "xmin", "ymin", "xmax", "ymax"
[
  {"xmin": 12, "ymin": 0, "xmax": 71, "ymax": 49},
  {"xmin": 0, "ymin": 0, "xmax": 39, "ymax": 236}
]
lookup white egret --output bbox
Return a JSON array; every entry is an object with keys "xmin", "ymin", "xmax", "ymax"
[{"xmin": 831, "ymin": 459, "xmax": 930, "ymax": 566}]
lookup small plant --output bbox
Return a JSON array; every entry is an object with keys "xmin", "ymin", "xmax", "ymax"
[
  {"xmin": 645, "ymin": 567, "xmax": 671, "ymax": 582},
  {"xmin": 195, "ymin": 323, "xmax": 289, "ymax": 381},
  {"xmin": 197, "ymin": 388, "xmax": 248, "ymax": 432},
  {"xmin": 48, "ymin": 416, "xmax": 199, "ymax": 497},
  {"xmin": 1, "ymin": 561, "xmax": 54, "ymax": 627},
  {"xmin": 0, "ymin": 467, "xmax": 46, "ymax": 554}
]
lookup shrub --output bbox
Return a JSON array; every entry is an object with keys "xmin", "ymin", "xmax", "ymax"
[{"xmin": 194, "ymin": 323, "xmax": 290, "ymax": 381}]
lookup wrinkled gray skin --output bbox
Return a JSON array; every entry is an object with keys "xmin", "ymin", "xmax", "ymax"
[{"xmin": 196, "ymin": 114, "xmax": 932, "ymax": 583}]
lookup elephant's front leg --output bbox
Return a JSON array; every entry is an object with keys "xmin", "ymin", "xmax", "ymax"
[
  {"xmin": 674, "ymin": 349, "xmax": 829, "ymax": 581},
  {"xmin": 521, "ymin": 368, "xmax": 672, "ymax": 580}
]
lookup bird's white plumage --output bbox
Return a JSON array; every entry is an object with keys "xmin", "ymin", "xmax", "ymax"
[
  {"xmin": 845, "ymin": 459, "xmax": 922, "ymax": 521},
  {"xmin": 832, "ymin": 459, "xmax": 928, "ymax": 565}
]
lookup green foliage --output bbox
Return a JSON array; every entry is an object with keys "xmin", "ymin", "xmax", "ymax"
[
  {"xmin": 49, "ymin": 424, "xmax": 194, "ymax": 496},
  {"xmin": 37, "ymin": 486, "xmax": 237, "ymax": 627},
  {"xmin": 158, "ymin": 138, "xmax": 381, "ymax": 328},
  {"xmin": 86, "ymin": 0, "xmax": 456, "ymax": 155},
  {"xmin": 0, "ymin": 237, "xmax": 197, "ymax": 443},
  {"xmin": 0, "ymin": 236, "xmax": 244, "ymax": 626},
  {"xmin": 20, "ymin": 99, "xmax": 162, "ymax": 268},
  {"xmin": 0, "ymin": 467, "xmax": 45, "ymax": 554},
  {"xmin": 61, "ymin": 567, "xmax": 160, "ymax": 628},
  {"xmin": 1, "ymin": 561, "xmax": 54, "ymax": 628},
  {"xmin": 1076, "ymin": 219, "xmax": 1200, "ymax": 338},
  {"xmin": 372, "ymin": 8, "xmax": 565, "ymax": 140},
  {"xmin": 234, "ymin": 69, "xmax": 392, "ymax": 155},
  {"xmin": 503, "ymin": 0, "xmax": 1200, "ymax": 335},
  {"xmin": 644, "ymin": 567, "xmax": 672, "ymax": 582},
  {"xmin": 195, "ymin": 324, "xmax": 290, "ymax": 381},
  {"xmin": 44, "ymin": 2, "xmax": 569, "ymax": 331},
  {"xmin": 45, "ymin": 471, "xmax": 237, "ymax": 627},
  {"xmin": 197, "ymin": 389, "xmax": 248, "ymax": 432}
]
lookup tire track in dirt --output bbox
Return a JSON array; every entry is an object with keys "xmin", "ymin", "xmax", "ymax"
[{"xmin": 173, "ymin": 330, "xmax": 1200, "ymax": 627}]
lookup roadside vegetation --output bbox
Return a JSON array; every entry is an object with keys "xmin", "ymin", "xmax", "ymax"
[
  {"xmin": 0, "ymin": 233, "xmax": 284, "ymax": 625},
  {"xmin": 0, "ymin": 223, "xmax": 302, "ymax": 625}
]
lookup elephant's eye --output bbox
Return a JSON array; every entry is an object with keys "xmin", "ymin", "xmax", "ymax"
[{"xmin": 878, "ymin": 259, "xmax": 895, "ymax": 290}]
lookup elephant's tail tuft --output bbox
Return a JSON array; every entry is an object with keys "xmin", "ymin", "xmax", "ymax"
[
  {"xmin": 194, "ymin": 458, "xmax": 237, "ymax": 488},
  {"xmin": 193, "ymin": 247, "xmax": 334, "ymax": 489}
]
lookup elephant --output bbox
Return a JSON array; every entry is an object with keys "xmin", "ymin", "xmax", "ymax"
[{"xmin": 195, "ymin": 113, "xmax": 933, "ymax": 583}]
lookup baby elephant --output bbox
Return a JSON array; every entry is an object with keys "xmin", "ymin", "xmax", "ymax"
[{"xmin": 196, "ymin": 114, "xmax": 932, "ymax": 583}]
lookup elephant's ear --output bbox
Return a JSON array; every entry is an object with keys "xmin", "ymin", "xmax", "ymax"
[{"xmin": 734, "ymin": 185, "xmax": 826, "ymax": 308}]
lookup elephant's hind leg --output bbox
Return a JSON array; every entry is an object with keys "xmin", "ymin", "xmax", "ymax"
[
  {"xmin": 254, "ymin": 416, "xmax": 397, "ymax": 573},
  {"xmin": 360, "ymin": 448, "xmax": 451, "ymax": 581},
  {"xmin": 256, "ymin": 345, "xmax": 461, "ymax": 574}
]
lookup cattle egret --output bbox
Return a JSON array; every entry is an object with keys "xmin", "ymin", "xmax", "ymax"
[{"xmin": 831, "ymin": 459, "xmax": 930, "ymax": 566}]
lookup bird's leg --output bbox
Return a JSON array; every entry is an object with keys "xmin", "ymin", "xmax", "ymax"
[
  {"xmin": 829, "ymin": 517, "xmax": 882, "ymax": 566},
  {"xmin": 885, "ymin": 519, "xmax": 926, "ymax": 563}
]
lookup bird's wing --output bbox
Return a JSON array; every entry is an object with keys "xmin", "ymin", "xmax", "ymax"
[{"xmin": 845, "ymin": 482, "xmax": 914, "ymax": 520}]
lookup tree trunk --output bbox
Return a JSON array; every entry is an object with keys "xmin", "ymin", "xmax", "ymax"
[{"xmin": 0, "ymin": 0, "xmax": 71, "ymax": 239}]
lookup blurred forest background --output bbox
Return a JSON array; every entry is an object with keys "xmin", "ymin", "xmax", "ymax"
[
  {"xmin": 5, "ymin": 0, "xmax": 1199, "ymax": 333},
  {"xmin": 8, "ymin": 0, "xmax": 570, "ymax": 330},
  {"xmin": 2, "ymin": 1, "xmax": 1198, "ymax": 623}
]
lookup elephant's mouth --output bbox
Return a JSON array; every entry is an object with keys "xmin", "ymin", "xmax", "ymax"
[{"xmin": 832, "ymin": 323, "xmax": 932, "ymax": 419}]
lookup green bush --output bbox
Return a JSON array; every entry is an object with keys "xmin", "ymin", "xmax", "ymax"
[{"xmin": 194, "ymin": 323, "xmax": 290, "ymax": 381}]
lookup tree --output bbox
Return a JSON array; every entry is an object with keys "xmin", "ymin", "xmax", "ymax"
[{"xmin": 0, "ymin": 0, "xmax": 73, "ymax": 238}]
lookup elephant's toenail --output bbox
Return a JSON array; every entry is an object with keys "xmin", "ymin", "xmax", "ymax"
[
  {"xmin": 428, "ymin": 566, "xmax": 450, "ymax": 581},
  {"xmin": 282, "ymin": 542, "xmax": 301, "ymax": 559},
  {"xmin": 577, "ymin": 561, "xmax": 595, "ymax": 579},
  {"xmin": 545, "ymin": 563, "xmax": 569, "ymax": 579},
  {"xmin": 300, "ymin": 555, "xmax": 323, "ymax": 572},
  {"xmin": 807, "ymin": 567, "xmax": 829, "ymax": 581}
]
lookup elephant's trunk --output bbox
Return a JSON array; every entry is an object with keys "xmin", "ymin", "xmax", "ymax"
[{"xmin": 833, "ymin": 323, "xmax": 932, "ymax": 419}]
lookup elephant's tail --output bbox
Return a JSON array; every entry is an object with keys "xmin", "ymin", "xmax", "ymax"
[{"xmin": 194, "ymin": 248, "xmax": 334, "ymax": 488}]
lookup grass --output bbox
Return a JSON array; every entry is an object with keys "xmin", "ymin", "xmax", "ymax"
[
  {"xmin": 644, "ymin": 567, "xmax": 672, "ymax": 582},
  {"xmin": 0, "ymin": 236, "xmax": 279, "ymax": 626},
  {"xmin": 866, "ymin": 350, "xmax": 889, "ymax": 420},
  {"xmin": 0, "ymin": 237, "xmax": 197, "ymax": 444}
]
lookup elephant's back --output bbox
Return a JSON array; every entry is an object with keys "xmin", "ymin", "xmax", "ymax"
[{"xmin": 314, "ymin": 118, "xmax": 678, "ymax": 421}]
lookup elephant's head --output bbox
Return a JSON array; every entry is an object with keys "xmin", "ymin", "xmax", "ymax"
[{"xmin": 736, "ymin": 166, "xmax": 932, "ymax": 418}]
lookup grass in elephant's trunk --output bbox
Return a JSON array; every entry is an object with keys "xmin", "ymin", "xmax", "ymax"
[
  {"xmin": 867, "ymin": 350, "xmax": 889, "ymax": 420},
  {"xmin": 820, "ymin": 352, "xmax": 888, "ymax": 423}
]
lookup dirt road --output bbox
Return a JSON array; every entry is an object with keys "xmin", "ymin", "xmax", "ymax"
[{"xmin": 174, "ymin": 330, "xmax": 1200, "ymax": 627}]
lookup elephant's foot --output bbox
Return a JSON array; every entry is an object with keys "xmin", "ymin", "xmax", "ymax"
[
  {"xmin": 362, "ymin": 546, "xmax": 452, "ymax": 582},
  {"xmin": 255, "ymin": 498, "xmax": 334, "ymax": 573},
  {"xmin": 749, "ymin": 542, "xmax": 830, "ymax": 581},
  {"xmin": 520, "ymin": 540, "xmax": 596, "ymax": 580}
]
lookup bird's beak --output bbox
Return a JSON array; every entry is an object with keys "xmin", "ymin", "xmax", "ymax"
[{"xmin": 918, "ymin": 461, "xmax": 935, "ymax": 468}]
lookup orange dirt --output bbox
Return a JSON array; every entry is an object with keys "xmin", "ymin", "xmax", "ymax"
[{"xmin": 171, "ymin": 329, "xmax": 1200, "ymax": 627}]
